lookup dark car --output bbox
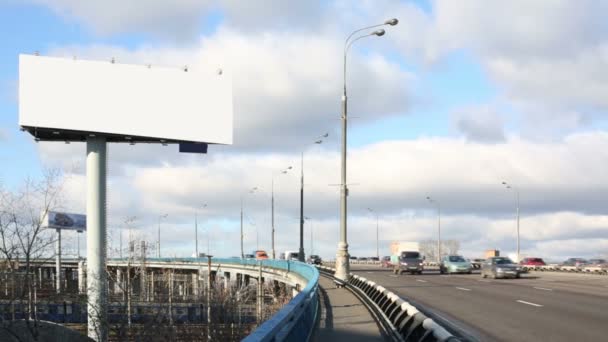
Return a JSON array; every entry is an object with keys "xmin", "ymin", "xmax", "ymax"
[
  {"xmin": 349, "ymin": 256, "xmax": 357, "ymax": 260},
  {"xmin": 562, "ymin": 258, "xmax": 588, "ymax": 267},
  {"xmin": 588, "ymin": 259, "xmax": 607, "ymax": 266},
  {"xmin": 370, "ymin": 257, "xmax": 380, "ymax": 262},
  {"xmin": 393, "ymin": 251, "xmax": 424, "ymax": 275},
  {"xmin": 307, "ymin": 255, "xmax": 322, "ymax": 265},
  {"xmin": 481, "ymin": 257, "xmax": 522, "ymax": 279},
  {"xmin": 381, "ymin": 256, "xmax": 392, "ymax": 268}
]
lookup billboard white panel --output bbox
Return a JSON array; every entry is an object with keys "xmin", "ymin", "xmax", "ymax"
[
  {"xmin": 43, "ymin": 211, "xmax": 86, "ymax": 231},
  {"xmin": 19, "ymin": 54, "xmax": 233, "ymax": 144}
]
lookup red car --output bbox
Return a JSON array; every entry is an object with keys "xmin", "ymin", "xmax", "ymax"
[
  {"xmin": 519, "ymin": 257, "xmax": 546, "ymax": 266},
  {"xmin": 381, "ymin": 256, "xmax": 393, "ymax": 268}
]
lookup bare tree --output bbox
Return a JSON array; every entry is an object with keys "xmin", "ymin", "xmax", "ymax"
[{"xmin": 0, "ymin": 169, "xmax": 67, "ymax": 340}]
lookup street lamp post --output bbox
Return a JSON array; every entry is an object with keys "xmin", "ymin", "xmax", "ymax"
[
  {"xmin": 241, "ymin": 187, "xmax": 258, "ymax": 259},
  {"xmin": 502, "ymin": 181, "xmax": 521, "ymax": 262},
  {"xmin": 122, "ymin": 216, "xmax": 136, "ymax": 259},
  {"xmin": 195, "ymin": 204, "xmax": 207, "ymax": 258},
  {"xmin": 335, "ymin": 18, "xmax": 399, "ymax": 281},
  {"xmin": 367, "ymin": 208, "xmax": 379, "ymax": 259},
  {"xmin": 299, "ymin": 134, "xmax": 328, "ymax": 262},
  {"xmin": 305, "ymin": 216, "xmax": 313, "ymax": 256},
  {"xmin": 426, "ymin": 197, "xmax": 441, "ymax": 263},
  {"xmin": 157, "ymin": 214, "xmax": 168, "ymax": 258},
  {"xmin": 272, "ymin": 166, "xmax": 292, "ymax": 259}
]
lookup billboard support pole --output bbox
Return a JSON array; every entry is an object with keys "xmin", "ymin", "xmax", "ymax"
[
  {"xmin": 55, "ymin": 228, "xmax": 61, "ymax": 293},
  {"xmin": 86, "ymin": 136, "xmax": 107, "ymax": 342}
]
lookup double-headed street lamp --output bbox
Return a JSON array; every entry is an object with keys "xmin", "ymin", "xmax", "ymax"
[
  {"xmin": 241, "ymin": 187, "xmax": 258, "ymax": 259},
  {"xmin": 194, "ymin": 204, "xmax": 207, "ymax": 258},
  {"xmin": 299, "ymin": 133, "xmax": 328, "ymax": 262},
  {"xmin": 502, "ymin": 181, "xmax": 521, "ymax": 262},
  {"xmin": 367, "ymin": 208, "xmax": 380, "ymax": 259},
  {"xmin": 426, "ymin": 196, "xmax": 441, "ymax": 263},
  {"xmin": 335, "ymin": 18, "xmax": 399, "ymax": 281},
  {"xmin": 272, "ymin": 166, "xmax": 292, "ymax": 259},
  {"xmin": 157, "ymin": 213, "xmax": 168, "ymax": 258}
]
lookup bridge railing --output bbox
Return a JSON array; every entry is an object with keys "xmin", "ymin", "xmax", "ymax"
[
  {"xmin": 237, "ymin": 259, "xmax": 319, "ymax": 342},
  {"xmin": 136, "ymin": 258, "xmax": 320, "ymax": 341}
]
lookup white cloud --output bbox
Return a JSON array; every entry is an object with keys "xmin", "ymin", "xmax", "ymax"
[
  {"xmin": 452, "ymin": 104, "xmax": 505, "ymax": 143},
  {"xmin": 40, "ymin": 132, "xmax": 608, "ymax": 260}
]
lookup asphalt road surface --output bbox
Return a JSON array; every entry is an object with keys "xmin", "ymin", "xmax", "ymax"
[{"xmin": 350, "ymin": 265, "xmax": 608, "ymax": 342}]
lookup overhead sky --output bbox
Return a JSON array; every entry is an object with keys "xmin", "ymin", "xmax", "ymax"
[{"xmin": 1, "ymin": 0, "xmax": 607, "ymax": 261}]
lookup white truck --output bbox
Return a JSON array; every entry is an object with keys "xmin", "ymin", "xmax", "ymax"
[{"xmin": 390, "ymin": 241, "xmax": 424, "ymax": 275}]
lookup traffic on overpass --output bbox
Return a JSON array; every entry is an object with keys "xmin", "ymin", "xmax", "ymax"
[{"xmin": 1, "ymin": 1, "xmax": 607, "ymax": 342}]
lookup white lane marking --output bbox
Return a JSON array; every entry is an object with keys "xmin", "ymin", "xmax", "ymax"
[
  {"xmin": 389, "ymin": 275, "xmax": 399, "ymax": 278},
  {"xmin": 416, "ymin": 279, "xmax": 427, "ymax": 283},
  {"xmin": 534, "ymin": 287, "xmax": 553, "ymax": 291},
  {"xmin": 366, "ymin": 272, "xmax": 373, "ymax": 274},
  {"xmin": 456, "ymin": 287, "xmax": 471, "ymax": 291},
  {"xmin": 478, "ymin": 279, "xmax": 491, "ymax": 282},
  {"xmin": 516, "ymin": 300, "xmax": 543, "ymax": 307}
]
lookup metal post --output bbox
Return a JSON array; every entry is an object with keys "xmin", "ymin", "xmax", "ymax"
[
  {"xmin": 207, "ymin": 255, "xmax": 212, "ymax": 341},
  {"xmin": 119, "ymin": 225, "xmax": 122, "ymax": 259},
  {"xmin": 437, "ymin": 204, "xmax": 441, "ymax": 263},
  {"xmin": 77, "ymin": 230, "xmax": 81, "ymax": 260},
  {"xmin": 335, "ymin": 90, "xmax": 350, "ymax": 281},
  {"xmin": 55, "ymin": 228, "xmax": 61, "ymax": 293},
  {"xmin": 271, "ymin": 179, "xmax": 275, "ymax": 259},
  {"xmin": 376, "ymin": 214, "xmax": 379, "ymax": 259},
  {"xmin": 516, "ymin": 190, "xmax": 520, "ymax": 262},
  {"xmin": 240, "ymin": 198, "xmax": 244, "ymax": 259},
  {"xmin": 298, "ymin": 152, "xmax": 305, "ymax": 262},
  {"xmin": 86, "ymin": 136, "xmax": 107, "ymax": 342},
  {"xmin": 195, "ymin": 212, "xmax": 198, "ymax": 258},
  {"xmin": 157, "ymin": 218, "xmax": 161, "ymax": 258}
]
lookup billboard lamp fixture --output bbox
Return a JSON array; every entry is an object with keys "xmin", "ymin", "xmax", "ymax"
[
  {"xmin": 65, "ymin": 141, "xmax": 70, "ymax": 144},
  {"xmin": 34, "ymin": 51, "xmax": 39, "ymax": 56},
  {"xmin": 129, "ymin": 142, "xmax": 136, "ymax": 146},
  {"xmin": 184, "ymin": 65, "xmax": 188, "ymax": 72},
  {"xmin": 111, "ymin": 57, "xmax": 115, "ymax": 64}
]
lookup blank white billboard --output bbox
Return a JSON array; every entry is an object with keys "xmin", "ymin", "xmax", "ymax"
[{"xmin": 19, "ymin": 54, "xmax": 233, "ymax": 144}]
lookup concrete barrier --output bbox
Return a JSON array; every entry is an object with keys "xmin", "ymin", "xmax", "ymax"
[{"xmin": 316, "ymin": 265, "xmax": 462, "ymax": 342}]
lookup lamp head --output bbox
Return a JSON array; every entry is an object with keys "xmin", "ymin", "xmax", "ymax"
[
  {"xmin": 384, "ymin": 18, "xmax": 399, "ymax": 26},
  {"xmin": 373, "ymin": 29, "xmax": 386, "ymax": 37},
  {"xmin": 314, "ymin": 140, "xmax": 323, "ymax": 144}
]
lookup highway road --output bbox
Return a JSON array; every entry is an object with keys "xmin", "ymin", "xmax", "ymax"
[{"xmin": 350, "ymin": 265, "xmax": 608, "ymax": 342}]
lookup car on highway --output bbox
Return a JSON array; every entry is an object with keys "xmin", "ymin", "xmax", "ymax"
[
  {"xmin": 244, "ymin": 254, "xmax": 255, "ymax": 259},
  {"xmin": 481, "ymin": 257, "xmax": 522, "ymax": 279},
  {"xmin": 381, "ymin": 256, "xmax": 392, "ymax": 268},
  {"xmin": 254, "ymin": 250, "xmax": 269, "ymax": 260},
  {"xmin": 588, "ymin": 258, "xmax": 607, "ymax": 266},
  {"xmin": 349, "ymin": 256, "xmax": 357, "ymax": 260},
  {"xmin": 307, "ymin": 255, "xmax": 322, "ymax": 265},
  {"xmin": 358, "ymin": 257, "xmax": 369, "ymax": 261},
  {"xmin": 562, "ymin": 258, "xmax": 588, "ymax": 267},
  {"xmin": 370, "ymin": 256, "xmax": 379, "ymax": 262},
  {"xmin": 440, "ymin": 255, "xmax": 473, "ymax": 274},
  {"xmin": 393, "ymin": 251, "xmax": 424, "ymax": 275},
  {"xmin": 519, "ymin": 257, "xmax": 546, "ymax": 267}
]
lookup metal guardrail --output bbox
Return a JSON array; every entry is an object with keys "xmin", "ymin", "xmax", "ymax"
[
  {"xmin": 241, "ymin": 259, "xmax": 319, "ymax": 342},
  {"xmin": 522, "ymin": 264, "xmax": 608, "ymax": 275},
  {"xmin": 316, "ymin": 265, "xmax": 462, "ymax": 342}
]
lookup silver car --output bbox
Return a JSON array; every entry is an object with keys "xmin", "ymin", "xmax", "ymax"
[{"xmin": 481, "ymin": 257, "xmax": 522, "ymax": 279}]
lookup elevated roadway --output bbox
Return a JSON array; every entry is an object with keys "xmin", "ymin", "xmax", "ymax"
[{"xmin": 351, "ymin": 264, "xmax": 608, "ymax": 342}]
